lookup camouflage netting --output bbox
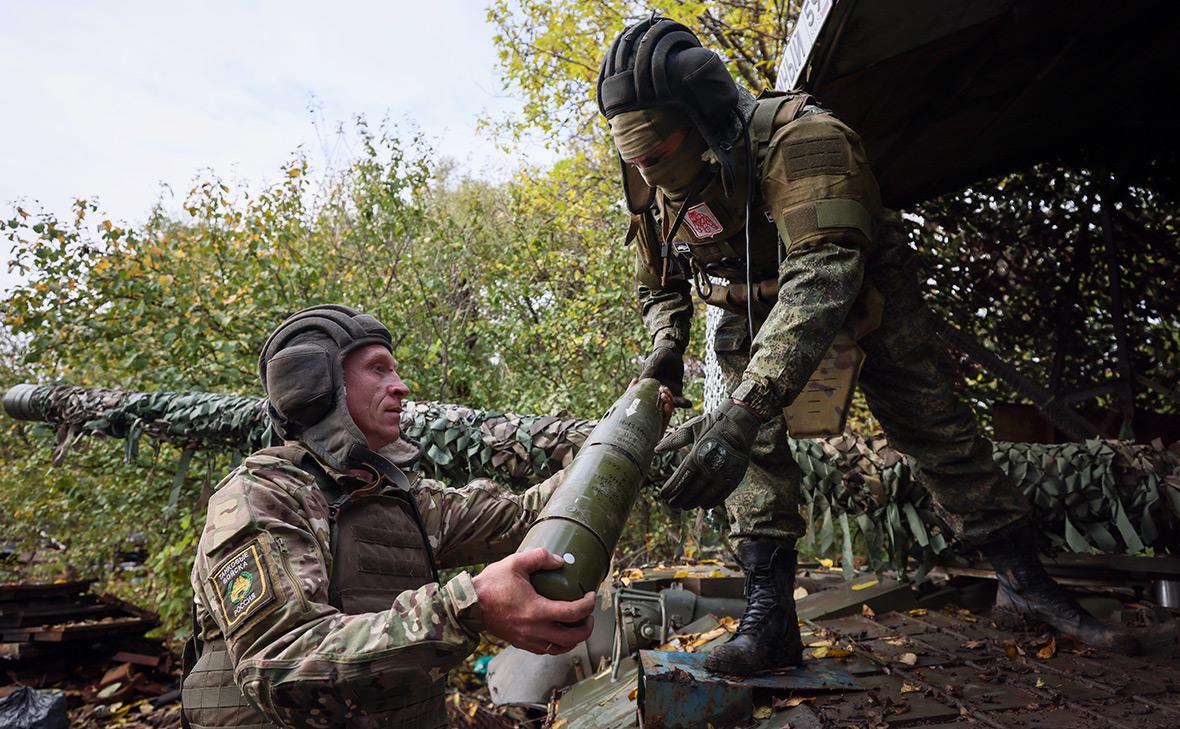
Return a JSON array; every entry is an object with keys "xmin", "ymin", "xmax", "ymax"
[{"xmin": 5, "ymin": 384, "xmax": 1180, "ymax": 570}]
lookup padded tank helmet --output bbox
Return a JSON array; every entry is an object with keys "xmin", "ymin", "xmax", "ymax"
[
  {"xmin": 597, "ymin": 16, "xmax": 742, "ymax": 213},
  {"xmin": 258, "ymin": 304, "xmax": 416, "ymax": 472}
]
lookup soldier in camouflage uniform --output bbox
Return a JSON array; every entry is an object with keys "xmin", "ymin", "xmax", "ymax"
[
  {"xmin": 597, "ymin": 17, "xmax": 1139, "ymax": 674},
  {"xmin": 181, "ymin": 305, "xmax": 597, "ymax": 729}
]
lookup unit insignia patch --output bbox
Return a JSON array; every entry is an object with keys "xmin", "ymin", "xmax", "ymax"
[{"xmin": 210, "ymin": 538, "xmax": 276, "ymax": 635}]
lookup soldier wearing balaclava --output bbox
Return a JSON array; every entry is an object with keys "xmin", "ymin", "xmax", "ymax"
[{"xmin": 598, "ymin": 17, "xmax": 1140, "ymax": 674}]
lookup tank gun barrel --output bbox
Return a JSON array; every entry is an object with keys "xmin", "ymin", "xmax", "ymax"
[{"xmin": 2, "ymin": 382, "xmax": 598, "ymax": 488}]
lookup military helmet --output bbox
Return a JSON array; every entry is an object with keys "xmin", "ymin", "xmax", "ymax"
[
  {"xmin": 258, "ymin": 305, "xmax": 396, "ymax": 470},
  {"xmin": 597, "ymin": 16, "xmax": 742, "ymax": 212}
]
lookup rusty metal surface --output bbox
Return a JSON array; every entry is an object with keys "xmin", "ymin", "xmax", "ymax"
[
  {"xmin": 638, "ymin": 651, "xmax": 751, "ymax": 729},
  {"xmin": 806, "ymin": 608, "xmax": 1180, "ymax": 728},
  {"xmin": 640, "ymin": 651, "xmax": 859, "ymax": 693},
  {"xmin": 638, "ymin": 651, "xmax": 858, "ymax": 729},
  {"xmin": 550, "ymin": 567, "xmax": 1180, "ymax": 729}
]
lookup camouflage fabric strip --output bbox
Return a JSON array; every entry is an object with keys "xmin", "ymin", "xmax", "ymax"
[{"xmin": 10, "ymin": 383, "xmax": 1180, "ymax": 567}]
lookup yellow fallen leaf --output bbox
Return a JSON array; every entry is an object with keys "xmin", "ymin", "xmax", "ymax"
[
  {"xmin": 752, "ymin": 706, "xmax": 772, "ymax": 720},
  {"xmin": 793, "ymin": 586, "xmax": 809, "ymax": 599},
  {"xmin": 620, "ymin": 567, "xmax": 644, "ymax": 587},
  {"xmin": 900, "ymin": 681, "xmax": 922, "ymax": 694},
  {"xmin": 1035, "ymin": 676, "xmax": 1046, "ymax": 688},
  {"xmin": 673, "ymin": 570, "xmax": 690, "ymax": 579},
  {"xmin": 905, "ymin": 609, "xmax": 928, "ymax": 617},
  {"xmin": 1036, "ymin": 638, "xmax": 1056, "ymax": 660},
  {"xmin": 774, "ymin": 696, "xmax": 815, "ymax": 709},
  {"xmin": 884, "ymin": 637, "xmax": 909, "ymax": 647},
  {"xmin": 898, "ymin": 652, "xmax": 918, "ymax": 666},
  {"xmin": 628, "ymin": 688, "xmax": 638, "ymax": 700},
  {"xmin": 818, "ymin": 558, "xmax": 835, "ymax": 568},
  {"xmin": 807, "ymin": 639, "xmax": 833, "ymax": 648},
  {"xmin": 861, "ymin": 603, "xmax": 876, "ymax": 619},
  {"xmin": 852, "ymin": 579, "xmax": 879, "ymax": 591},
  {"xmin": 811, "ymin": 646, "xmax": 853, "ymax": 659},
  {"xmin": 689, "ymin": 626, "xmax": 730, "ymax": 649}
]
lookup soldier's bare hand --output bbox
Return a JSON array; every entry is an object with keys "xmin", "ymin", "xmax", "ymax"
[
  {"xmin": 629, "ymin": 379, "xmax": 676, "ymax": 432},
  {"xmin": 472, "ymin": 548, "xmax": 595, "ymax": 655}
]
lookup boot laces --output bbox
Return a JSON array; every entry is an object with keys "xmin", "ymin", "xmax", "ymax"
[{"xmin": 736, "ymin": 562, "xmax": 785, "ymax": 635}]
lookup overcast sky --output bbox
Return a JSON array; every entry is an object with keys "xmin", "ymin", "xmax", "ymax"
[{"xmin": 0, "ymin": 1, "xmax": 546, "ymax": 294}]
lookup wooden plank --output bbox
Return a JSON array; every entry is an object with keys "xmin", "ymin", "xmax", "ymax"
[
  {"xmin": 0, "ymin": 641, "xmax": 64, "ymax": 660},
  {"xmin": 797, "ymin": 577, "xmax": 917, "ymax": 621},
  {"xmin": 97, "ymin": 593, "xmax": 160, "ymax": 622},
  {"xmin": 110, "ymin": 650, "xmax": 164, "ymax": 668},
  {"xmin": 100, "ymin": 662, "xmax": 135, "ymax": 687},
  {"xmin": 30, "ymin": 616, "xmax": 156, "ymax": 643},
  {"xmin": 0, "ymin": 602, "xmax": 115, "ymax": 628},
  {"xmin": 0, "ymin": 580, "xmax": 93, "ymax": 602}
]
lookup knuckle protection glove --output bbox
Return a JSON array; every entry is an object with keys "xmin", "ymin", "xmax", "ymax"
[
  {"xmin": 657, "ymin": 399, "xmax": 761, "ymax": 510},
  {"xmin": 640, "ymin": 347, "xmax": 691, "ymax": 408}
]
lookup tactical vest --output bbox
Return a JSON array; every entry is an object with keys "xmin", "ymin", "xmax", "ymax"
[
  {"xmin": 642, "ymin": 91, "xmax": 887, "ymax": 437},
  {"xmin": 653, "ymin": 91, "xmax": 817, "ymax": 298},
  {"xmin": 181, "ymin": 446, "xmax": 444, "ymax": 729}
]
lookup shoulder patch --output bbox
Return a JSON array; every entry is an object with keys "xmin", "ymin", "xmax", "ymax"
[
  {"xmin": 783, "ymin": 133, "xmax": 850, "ymax": 179},
  {"xmin": 208, "ymin": 537, "xmax": 279, "ymax": 636},
  {"xmin": 203, "ymin": 482, "xmax": 252, "ymax": 555}
]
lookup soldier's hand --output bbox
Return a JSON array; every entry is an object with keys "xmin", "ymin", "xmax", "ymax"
[
  {"xmin": 654, "ymin": 399, "xmax": 761, "ymax": 510},
  {"xmin": 629, "ymin": 379, "xmax": 677, "ymax": 432},
  {"xmin": 472, "ymin": 548, "xmax": 595, "ymax": 655},
  {"xmin": 639, "ymin": 347, "xmax": 692, "ymax": 408}
]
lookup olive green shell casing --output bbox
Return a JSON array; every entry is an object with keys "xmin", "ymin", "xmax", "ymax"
[{"xmin": 518, "ymin": 378, "xmax": 664, "ymax": 601}]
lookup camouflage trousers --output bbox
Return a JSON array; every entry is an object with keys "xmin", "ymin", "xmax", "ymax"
[{"xmin": 717, "ymin": 251, "xmax": 1030, "ymax": 547}]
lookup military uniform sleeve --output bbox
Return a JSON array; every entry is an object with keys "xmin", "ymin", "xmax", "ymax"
[
  {"xmin": 414, "ymin": 469, "xmax": 566, "ymax": 568},
  {"xmin": 191, "ymin": 456, "xmax": 480, "ymax": 727},
  {"xmin": 743, "ymin": 113, "xmax": 881, "ymax": 407},
  {"xmin": 631, "ymin": 212, "xmax": 694, "ymax": 355}
]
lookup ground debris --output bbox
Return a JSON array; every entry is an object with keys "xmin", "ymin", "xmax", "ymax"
[{"xmin": 1, "ymin": 579, "xmax": 180, "ymax": 728}]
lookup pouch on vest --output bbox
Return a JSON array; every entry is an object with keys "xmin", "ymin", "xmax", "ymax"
[{"xmin": 782, "ymin": 284, "xmax": 883, "ymax": 437}]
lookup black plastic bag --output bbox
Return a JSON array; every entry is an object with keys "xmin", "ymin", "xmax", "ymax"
[{"xmin": 0, "ymin": 687, "xmax": 68, "ymax": 729}]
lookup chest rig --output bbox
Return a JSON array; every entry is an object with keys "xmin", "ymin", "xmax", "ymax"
[
  {"xmin": 650, "ymin": 91, "xmax": 814, "ymax": 318},
  {"xmin": 638, "ymin": 91, "xmax": 886, "ymax": 437},
  {"xmin": 182, "ymin": 446, "xmax": 445, "ymax": 729}
]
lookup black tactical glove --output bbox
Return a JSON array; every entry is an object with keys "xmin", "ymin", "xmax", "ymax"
[
  {"xmin": 654, "ymin": 399, "xmax": 761, "ymax": 510},
  {"xmin": 639, "ymin": 347, "xmax": 692, "ymax": 408}
]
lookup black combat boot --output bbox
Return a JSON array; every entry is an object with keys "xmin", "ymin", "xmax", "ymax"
[
  {"xmin": 704, "ymin": 540, "xmax": 804, "ymax": 675},
  {"xmin": 979, "ymin": 524, "xmax": 1141, "ymax": 655}
]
